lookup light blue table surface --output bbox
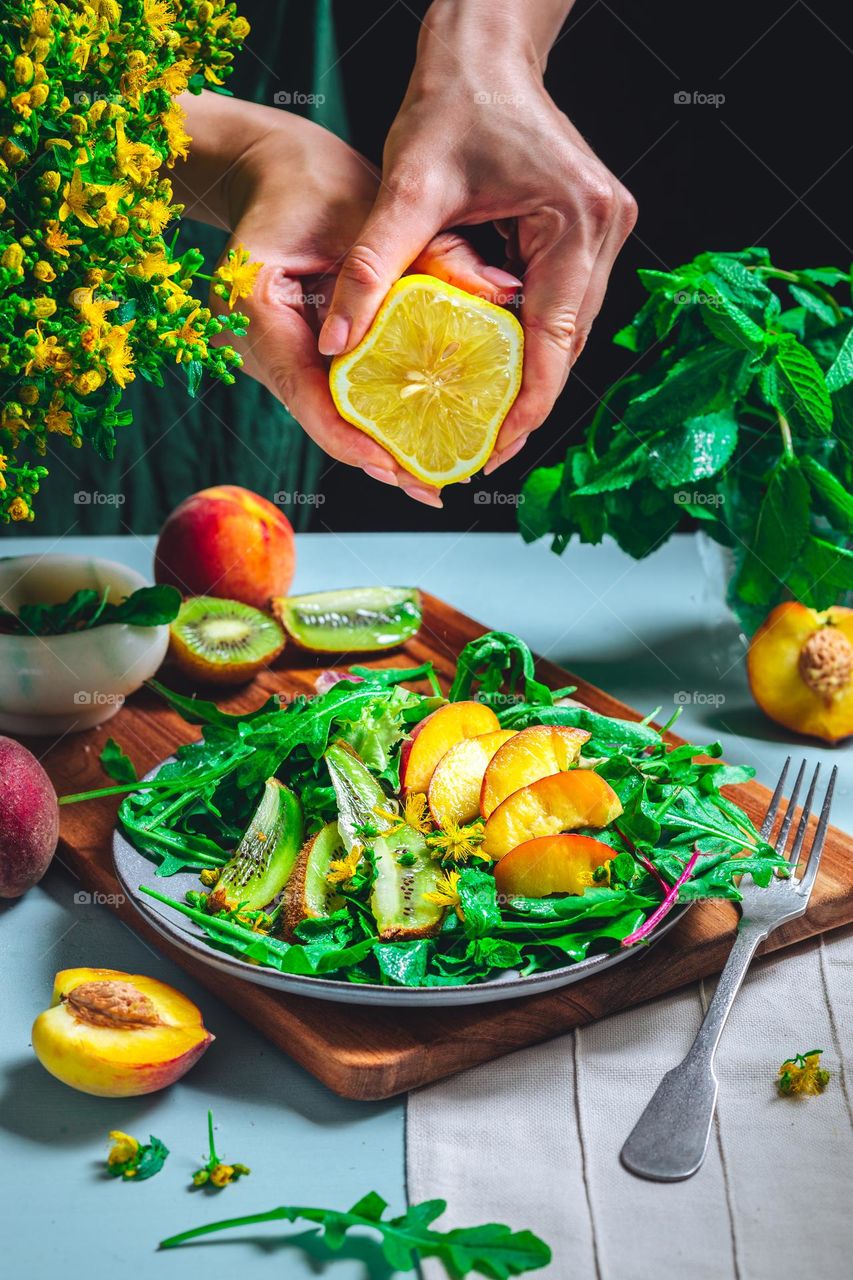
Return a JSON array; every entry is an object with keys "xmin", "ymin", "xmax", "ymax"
[{"xmin": 2, "ymin": 532, "xmax": 849, "ymax": 1280}]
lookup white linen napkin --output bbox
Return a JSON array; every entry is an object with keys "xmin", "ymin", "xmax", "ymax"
[{"xmin": 407, "ymin": 927, "xmax": 853, "ymax": 1280}]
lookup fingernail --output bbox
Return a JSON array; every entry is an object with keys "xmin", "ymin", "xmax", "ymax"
[
  {"xmin": 364, "ymin": 466, "xmax": 398, "ymax": 487},
  {"xmin": 480, "ymin": 266, "xmax": 523, "ymax": 289},
  {"xmin": 318, "ymin": 313, "xmax": 351, "ymax": 356},
  {"xmin": 402, "ymin": 483, "xmax": 443, "ymax": 509},
  {"xmin": 484, "ymin": 433, "xmax": 528, "ymax": 475}
]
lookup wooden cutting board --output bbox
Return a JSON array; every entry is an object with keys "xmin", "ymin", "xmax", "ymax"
[{"xmin": 36, "ymin": 592, "xmax": 853, "ymax": 1101}]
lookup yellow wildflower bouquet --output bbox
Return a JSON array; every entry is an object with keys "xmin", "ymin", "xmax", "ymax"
[{"xmin": 0, "ymin": 0, "xmax": 258, "ymax": 523}]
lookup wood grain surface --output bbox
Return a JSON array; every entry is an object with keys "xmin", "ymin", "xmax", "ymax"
[{"xmin": 35, "ymin": 592, "xmax": 853, "ymax": 1100}]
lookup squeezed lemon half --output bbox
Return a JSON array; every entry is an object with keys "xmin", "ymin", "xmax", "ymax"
[{"xmin": 329, "ymin": 273, "xmax": 524, "ymax": 487}]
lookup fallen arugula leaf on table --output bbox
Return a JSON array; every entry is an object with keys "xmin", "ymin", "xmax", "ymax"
[
  {"xmin": 0, "ymin": 584, "xmax": 181, "ymax": 636},
  {"xmin": 519, "ymin": 247, "xmax": 853, "ymax": 631},
  {"xmin": 159, "ymin": 1191, "xmax": 551, "ymax": 1277},
  {"xmin": 100, "ymin": 738, "xmax": 138, "ymax": 785}
]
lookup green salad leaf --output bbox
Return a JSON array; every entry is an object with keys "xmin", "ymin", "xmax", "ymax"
[{"xmin": 159, "ymin": 1192, "xmax": 552, "ymax": 1277}]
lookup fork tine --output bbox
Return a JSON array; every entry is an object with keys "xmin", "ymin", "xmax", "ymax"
[
  {"xmin": 774, "ymin": 759, "xmax": 806, "ymax": 854},
  {"xmin": 760, "ymin": 756, "xmax": 790, "ymax": 839},
  {"xmin": 788, "ymin": 764, "xmax": 821, "ymax": 874},
  {"xmin": 797, "ymin": 766, "xmax": 837, "ymax": 899}
]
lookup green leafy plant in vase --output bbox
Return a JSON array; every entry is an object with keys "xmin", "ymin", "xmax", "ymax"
[{"xmin": 520, "ymin": 248, "xmax": 853, "ymax": 635}]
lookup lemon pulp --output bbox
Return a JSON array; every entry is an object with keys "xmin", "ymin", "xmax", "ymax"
[{"xmin": 329, "ymin": 274, "xmax": 523, "ymax": 487}]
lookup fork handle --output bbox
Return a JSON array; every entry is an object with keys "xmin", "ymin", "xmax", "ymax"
[{"xmin": 620, "ymin": 921, "xmax": 768, "ymax": 1181}]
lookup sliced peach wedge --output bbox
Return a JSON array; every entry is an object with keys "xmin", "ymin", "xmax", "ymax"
[
  {"xmin": 480, "ymin": 724, "xmax": 591, "ymax": 818},
  {"xmin": 400, "ymin": 700, "xmax": 501, "ymax": 795},
  {"xmin": 427, "ymin": 729, "xmax": 517, "ymax": 827},
  {"xmin": 482, "ymin": 769, "xmax": 623, "ymax": 861},
  {"xmin": 494, "ymin": 834, "xmax": 615, "ymax": 898},
  {"xmin": 31, "ymin": 968, "xmax": 213, "ymax": 1097}
]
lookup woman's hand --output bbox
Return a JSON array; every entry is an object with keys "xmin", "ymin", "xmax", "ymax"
[
  {"xmin": 319, "ymin": 0, "xmax": 637, "ymax": 474},
  {"xmin": 174, "ymin": 94, "xmax": 518, "ymax": 506}
]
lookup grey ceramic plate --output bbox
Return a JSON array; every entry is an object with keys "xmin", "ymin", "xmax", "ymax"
[{"xmin": 113, "ymin": 761, "xmax": 689, "ymax": 1007}]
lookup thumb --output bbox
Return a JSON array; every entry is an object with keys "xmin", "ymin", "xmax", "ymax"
[{"xmin": 318, "ymin": 187, "xmax": 442, "ymax": 356}]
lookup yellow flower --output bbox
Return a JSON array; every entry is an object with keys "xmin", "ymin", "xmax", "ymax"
[
  {"xmin": 113, "ymin": 118, "xmax": 161, "ymax": 186},
  {"xmin": 374, "ymin": 792, "xmax": 433, "ymax": 837},
  {"xmin": 58, "ymin": 167, "xmax": 99, "ymax": 228},
  {"xmin": 214, "ymin": 243, "xmax": 262, "ymax": 307},
  {"xmin": 428, "ymin": 819, "xmax": 487, "ymax": 864},
  {"xmin": 326, "ymin": 844, "xmax": 364, "ymax": 887},
  {"xmin": 423, "ymin": 869, "xmax": 464, "ymax": 919},
  {"xmin": 100, "ymin": 181, "xmax": 129, "ymax": 218},
  {"xmin": 163, "ymin": 306, "xmax": 207, "ymax": 358},
  {"xmin": 45, "ymin": 397, "xmax": 73, "ymax": 436},
  {"xmin": 133, "ymin": 197, "xmax": 173, "ymax": 236},
  {"xmin": 24, "ymin": 324, "xmax": 69, "ymax": 375},
  {"xmin": 43, "ymin": 221, "xmax": 81, "ymax": 257},
  {"xmin": 107, "ymin": 1131, "xmax": 139, "ymax": 1167},
  {"xmin": 130, "ymin": 249, "xmax": 180, "ymax": 281},
  {"xmin": 209, "ymin": 1163, "xmax": 235, "ymax": 1187},
  {"xmin": 143, "ymin": 0, "xmax": 175, "ymax": 42},
  {"xmin": 74, "ymin": 368, "xmax": 106, "ymax": 395},
  {"xmin": 778, "ymin": 1050, "xmax": 830, "ymax": 1096},
  {"xmin": 161, "ymin": 101, "xmax": 191, "ymax": 165},
  {"xmin": 102, "ymin": 324, "xmax": 135, "ymax": 388},
  {"xmin": 8, "ymin": 496, "xmax": 31, "ymax": 522},
  {"xmin": 72, "ymin": 286, "xmax": 119, "ymax": 333},
  {"xmin": 153, "ymin": 57, "xmax": 192, "ymax": 95}
]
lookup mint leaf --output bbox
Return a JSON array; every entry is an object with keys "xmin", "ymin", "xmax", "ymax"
[
  {"xmin": 701, "ymin": 294, "xmax": 768, "ymax": 353},
  {"xmin": 825, "ymin": 326, "xmax": 853, "ymax": 392},
  {"xmin": 518, "ymin": 463, "xmax": 563, "ymax": 542},
  {"xmin": 801, "ymin": 455, "xmax": 853, "ymax": 533},
  {"xmin": 786, "ymin": 536, "xmax": 853, "ymax": 607},
  {"xmin": 761, "ymin": 335, "xmax": 833, "ymax": 434},
  {"xmin": 788, "ymin": 283, "xmax": 838, "ymax": 327},
  {"xmin": 625, "ymin": 345, "xmax": 749, "ymax": 431},
  {"xmin": 647, "ymin": 411, "xmax": 738, "ymax": 487},
  {"xmin": 102, "ymin": 584, "xmax": 181, "ymax": 627},
  {"xmin": 735, "ymin": 456, "xmax": 809, "ymax": 604}
]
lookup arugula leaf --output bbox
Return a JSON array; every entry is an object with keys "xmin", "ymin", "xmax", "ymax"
[
  {"xmin": 100, "ymin": 738, "xmax": 137, "ymax": 785},
  {"xmin": 159, "ymin": 1194, "xmax": 552, "ymax": 1277}
]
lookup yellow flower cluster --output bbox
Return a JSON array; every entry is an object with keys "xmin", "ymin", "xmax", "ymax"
[{"xmin": 0, "ymin": 0, "xmax": 256, "ymax": 523}]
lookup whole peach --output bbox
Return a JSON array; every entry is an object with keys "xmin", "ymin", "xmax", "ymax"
[
  {"xmin": 0, "ymin": 736, "xmax": 59, "ymax": 898},
  {"xmin": 154, "ymin": 485, "xmax": 296, "ymax": 610}
]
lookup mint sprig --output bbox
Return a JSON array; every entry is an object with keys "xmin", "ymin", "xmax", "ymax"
[
  {"xmin": 520, "ymin": 247, "xmax": 853, "ymax": 631},
  {"xmin": 159, "ymin": 1192, "xmax": 551, "ymax": 1277}
]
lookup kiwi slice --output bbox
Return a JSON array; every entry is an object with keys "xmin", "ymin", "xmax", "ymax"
[
  {"xmin": 272, "ymin": 586, "xmax": 421, "ymax": 652},
  {"xmin": 208, "ymin": 778, "xmax": 304, "ymax": 914},
  {"xmin": 281, "ymin": 821, "xmax": 345, "ymax": 939},
  {"xmin": 325, "ymin": 742, "xmax": 444, "ymax": 941},
  {"xmin": 170, "ymin": 596, "xmax": 285, "ymax": 685}
]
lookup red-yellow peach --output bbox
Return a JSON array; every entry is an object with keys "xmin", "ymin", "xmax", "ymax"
[
  {"xmin": 482, "ymin": 769, "xmax": 623, "ymax": 861},
  {"xmin": 400, "ymin": 701, "xmax": 501, "ymax": 795},
  {"xmin": 154, "ymin": 485, "xmax": 295, "ymax": 610},
  {"xmin": 0, "ymin": 736, "xmax": 59, "ymax": 898},
  {"xmin": 480, "ymin": 724, "xmax": 592, "ymax": 818},
  {"xmin": 427, "ymin": 730, "xmax": 517, "ymax": 827},
  {"xmin": 494, "ymin": 833, "xmax": 614, "ymax": 898},
  {"xmin": 32, "ymin": 967, "xmax": 213, "ymax": 1097}
]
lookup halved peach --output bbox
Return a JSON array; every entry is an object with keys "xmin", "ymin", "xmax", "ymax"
[
  {"xmin": 400, "ymin": 700, "xmax": 501, "ymax": 795},
  {"xmin": 428, "ymin": 730, "xmax": 517, "ymax": 827},
  {"xmin": 480, "ymin": 724, "xmax": 592, "ymax": 818},
  {"xmin": 482, "ymin": 770, "xmax": 623, "ymax": 861},
  {"xmin": 494, "ymin": 834, "xmax": 614, "ymax": 898},
  {"xmin": 31, "ymin": 967, "xmax": 213, "ymax": 1097}
]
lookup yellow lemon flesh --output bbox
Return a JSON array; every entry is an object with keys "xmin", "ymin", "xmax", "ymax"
[{"xmin": 329, "ymin": 274, "xmax": 524, "ymax": 487}]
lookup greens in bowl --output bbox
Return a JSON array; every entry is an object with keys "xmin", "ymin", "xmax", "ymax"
[{"xmin": 98, "ymin": 632, "xmax": 783, "ymax": 990}]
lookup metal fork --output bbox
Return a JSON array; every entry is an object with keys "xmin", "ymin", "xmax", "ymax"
[{"xmin": 620, "ymin": 757, "xmax": 837, "ymax": 1182}]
